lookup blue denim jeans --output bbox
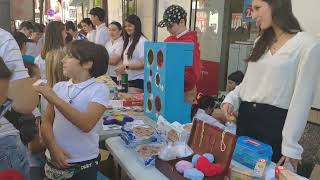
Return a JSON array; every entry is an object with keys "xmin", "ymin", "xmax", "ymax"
[{"xmin": 0, "ymin": 135, "xmax": 30, "ymax": 180}]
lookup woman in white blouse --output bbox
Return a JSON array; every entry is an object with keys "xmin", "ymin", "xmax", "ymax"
[
  {"xmin": 222, "ymin": 0, "xmax": 320, "ymax": 171},
  {"xmin": 115, "ymin": 15, "xmax": 147, "ymax": 91},
  {"xmin": 105, "ymin": 21, "xmax": 124, "ymax": 83},
  {"xmin": 81, "ymin": 18, "xmax": 96, "ymax": 42}
]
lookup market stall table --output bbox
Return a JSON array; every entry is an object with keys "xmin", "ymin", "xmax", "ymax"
[
  {"xmin": 105, "ymin": 136, "xmax": 169, "ymax": 180},
  {"xmin": 99, "ymin": 114, "xmax": 149, "ymax": 142}
]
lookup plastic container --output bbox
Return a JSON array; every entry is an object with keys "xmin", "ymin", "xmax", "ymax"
[
  {"xmin": 135, "ymin": 143, "xmax": 164, "ymax": 167},
  {"xmin": 232, "ymin": 136, "xmax": 273, "ymax": 169}
]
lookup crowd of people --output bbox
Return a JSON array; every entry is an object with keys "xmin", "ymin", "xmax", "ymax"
[{"xmin": 1, "ymin": 0, "xmax": 320, "ymax": 179}]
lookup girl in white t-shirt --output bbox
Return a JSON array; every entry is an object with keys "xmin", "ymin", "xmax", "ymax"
[
  {"xmin": 34, "ymin": 40, "xmax": 109, "ymax": 180},
  {"xmin": 81, "ymin": 18, "xmax": 96, "ymax": 42},
  {"xmin": 105, "ymin": 21, "xmax": 124, "ymax": 83},
  {"xmin": 115, "ymin": 15, "xmax": 148, "ymax": 91}
]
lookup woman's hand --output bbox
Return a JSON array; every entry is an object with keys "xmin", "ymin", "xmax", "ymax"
[
  {"xmin": 277, "ymin": 156, "xmax": 300, "ymax": 173},
  {"xmin": 115, "ymin": 64, "xmax": 126, "ymax": 75},
  {"xmin": 221, "ymin": 103, "xmax": 236, "ymax": 121}
]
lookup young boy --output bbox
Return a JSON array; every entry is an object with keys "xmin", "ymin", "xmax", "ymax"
[
  {"xmin": 158, "ymin": 5, "xmax": 201, "ymax": 102},
  {"xmin": 89, "ymin": 7, "xmax": 109, "ymax": 46},
  {"xmin": 227, "ymin": 71, "xmax": 244, "ymax": 92}
]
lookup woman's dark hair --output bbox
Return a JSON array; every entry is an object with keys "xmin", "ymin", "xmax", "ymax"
[
  {"xmin": 65, "ymin": 21, "xmax": 76, "ymax": 32},
  {"xmin": 191, "ymin": 95, "xmax": 216, "ymax": 119},
  {"xmin": 19, "ymin": 21, "xmax": 34, "ymax": 31},
  {"xmin": 81, "ymin": 18, "xmax": 95, "ymax": 30},
  {"xmin": 89, "ymin": 7, "xmax": 105, "ymax": 22},
  {"xmin": 248, "ymin": 0, "xmax": 302, "ymax": 62},
  {"xmin": 109, "ymin": 21, "xmax": 123, "ymax": 37},
  {"xmin": 41, "ymin": 21, "xmax": 65, "ymax": 59},
  {"xmin": 228, "ymin": 71, "xmax": 244, "ymax": 85},
  {"xmin": 33, "ymin": 23, "xmax": 44, "ymax": 33},
  {"xmin": 0, "ymin": 57, "xmax": 12, "ymax": 79},
  {"xmin": 109, "ymin": 21, "xmax": 122, "ymax": 31},
  {"xmin": 122, "ymin": 15, "xmax": 145, "ymax": 60},
  {"xmin": 67, "ymin": 40, "xmax": 109, "ymax": 78}
]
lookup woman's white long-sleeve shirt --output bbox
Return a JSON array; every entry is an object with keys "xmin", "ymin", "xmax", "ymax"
[{"xmin": 223, "ymin": 32, "xmax": 320, "ymax": 160}]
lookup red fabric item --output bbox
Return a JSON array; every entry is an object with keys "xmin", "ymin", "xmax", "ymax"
[
  {"xmin": 164, "ymin": 31, "xmax": 201, "ymax": 92},
  {"xmin": 195, "ymin": 156, "xmax": 211, "ymax": 173},
  {"xmin": 206, "ymin": 163, "xmax": 223, "ymax": 176},
  {"xmin": 0, "ymin": 170, "xmax": 24, "ymax": 180},
  {"xmin": 195, "ymin": 156, "xmax": 224, "ymax": 177}
]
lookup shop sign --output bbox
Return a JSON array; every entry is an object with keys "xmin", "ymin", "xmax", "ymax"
[{"xmin": 242, "ymin": 0, "xmax": 255, "ymax": 23}]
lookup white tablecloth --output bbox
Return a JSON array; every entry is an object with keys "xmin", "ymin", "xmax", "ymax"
[{"xmin": 105, "ymin": 136, "xmax": 169, "ymax": 180}]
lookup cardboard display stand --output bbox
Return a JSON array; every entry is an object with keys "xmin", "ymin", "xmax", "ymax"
[{"xmin": 143, "ymin": 42, "xmax": 193, "ymax": 124}]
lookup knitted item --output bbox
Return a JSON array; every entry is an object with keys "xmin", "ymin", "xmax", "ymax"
[
  {"xmin": 192, "ymin": 154, "xmax": 201, "ymax": 166},
  {"xmin": 203, "ymin": 153, "xmax": 215, "ymax": 163},
  {"xmin": 183, "ymin": 168, "xmax": 204, "ymax": 180},
  {"xmin": 195, "ymin": 156, "xmax": 223, "ymax": 177},
  {"xmin": 175, "ymin": 160, "xmax": 193, "ymax": 174}
]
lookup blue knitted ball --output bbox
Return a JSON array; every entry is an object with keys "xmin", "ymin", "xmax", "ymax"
[
  {"xmin": 184, "ymin": 168, "xmax": 204, "ymax": 180},
  {"xmin": 191, "ymin": 154, "xmax": 201, "ymax": 166},
  {"xmin": 203, "ymin": 153, "xmax": 215, "ymax": 163}
]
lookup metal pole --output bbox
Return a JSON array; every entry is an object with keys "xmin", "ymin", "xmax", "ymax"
[
  {"xmin": 82, "ymin": 2, "xmax": 84, "ymax": 20},
  {"xmin": 0, "ymin": 0, "xmax": 11, "ymax": 32}
]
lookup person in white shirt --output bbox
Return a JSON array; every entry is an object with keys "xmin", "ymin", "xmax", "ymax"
[
  {"xmin": 115, "ymin": 15, "xmax": 148, "ymax": 91},
  {"xmin": 221, "ymin": 0, "xmax": 320, "ymax": 171},
  {"xmin": 89, "ymin": 7, "xmax": 109, "ymax": 46},
  {"xmin": 81, "ymin": 18, "xmax": 96, "ymax": 42},
  {"xmin": 0, "ymin": 28, "xmax": 39, "ymax": 180},
  {"xmin": 26, "ymin": 23, "xmax": 45, "ymax": 58},
  {"xmin": 34, "ymin": 40, "xmax": 109, "ymax": 180},
  {"xmin": 105, "ymin": 21, "xmax": 124, "ymax": 83}
]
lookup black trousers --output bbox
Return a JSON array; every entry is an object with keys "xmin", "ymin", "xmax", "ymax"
[
  {"xmin": 129, "ymin": 79, "xmax": 144, "ymax": 90},
  {"xmin": 237, "ymin": 101, "xmax": 288, "ymax": 163}
]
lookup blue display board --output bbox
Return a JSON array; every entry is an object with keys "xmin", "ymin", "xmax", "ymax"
[{"xmin": 144, "ymin": 42, "xmax": 193, "ymax": 124}]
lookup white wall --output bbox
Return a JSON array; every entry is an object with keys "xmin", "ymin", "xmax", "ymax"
[
  {"xmin": 108, "ymin": 0, "xmax": 123, "ymax": 24},
  {"xmin": 137, "ymin": 0, "xmax": 154, "ymax": 40},
  {"xmin": 292, "ymin": 0, "xmax": 320, "ymax": 108},
  {"xmin": 292, "ymin": 0, "xmax": 320, "ymax": 35}
]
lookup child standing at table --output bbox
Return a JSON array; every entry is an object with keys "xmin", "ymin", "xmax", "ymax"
[{"xmin": 34, "ymin": 40, "xmax": 109, "ymax": 180}]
